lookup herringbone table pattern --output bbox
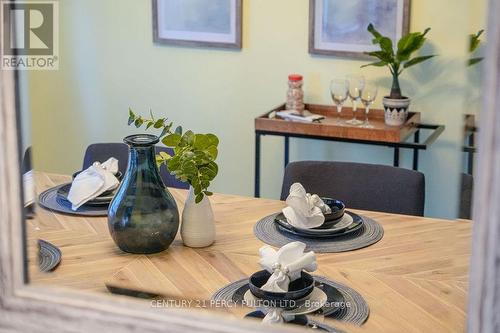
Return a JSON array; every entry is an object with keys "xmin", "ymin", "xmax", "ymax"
[{"xmin": 28, "ymin": 172, "xmax": 471, "ymax": 332}]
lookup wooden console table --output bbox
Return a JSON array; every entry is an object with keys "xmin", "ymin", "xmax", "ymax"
[{"xmin": 254, "ymin": 103, "xmax": 445, "ymax": 197}]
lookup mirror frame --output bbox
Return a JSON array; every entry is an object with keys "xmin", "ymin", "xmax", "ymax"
[
  {"xmin": 1, "ymin": 2, "xmax": 500, "ymax": 331},
  {"xmin": 467, "ymin": 0, "xmax": 500, "ymax": 331}
]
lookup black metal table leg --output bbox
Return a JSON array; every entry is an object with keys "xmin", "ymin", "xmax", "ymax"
[
  {"xmin": 413, "ymin": 130, "xmax": 420, "ymax": 170},
  {"xmin": 284, "ymin": 136, "xmax": 290, "ymax": 168},
  {"xmin": 468, "ymin": 133, "xmax": 475, "ymax": 175},
  {"xmin": 393, "ymin": 148, "xmax": 400, "ymax": 167},
  {"xmin": 254, "ymin": 132, "xmax": 261, "ymax": 198}
]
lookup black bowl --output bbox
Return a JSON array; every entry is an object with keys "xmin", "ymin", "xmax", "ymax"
[
  {"xmin": 249, "ymin": 270, "xmax": 314, "ymax": 308},
  {"xmin": 319, "ymin": 198, "xmax": 345, "ymax": 228}
]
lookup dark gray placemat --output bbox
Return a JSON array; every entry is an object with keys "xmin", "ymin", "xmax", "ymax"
[
  {"xmin": 39, "ymin": 239, "xmax": 61, "ymax": 272},
  {"xmin": 211, "ymin": 276, "xmax": 369, "ymax": 326},
  {"xmin": 38, "ymin": 184, "xmax": 108, "ymax": 217},
  {"xmin": 254, "ymin": 213, "xmax": 383, "ymax": 253}
]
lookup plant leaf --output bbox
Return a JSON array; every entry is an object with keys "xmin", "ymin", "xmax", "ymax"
[
  {"xmin": 194, "ymin": 134, "xmax": 210, "ymax": 150},
  {"xmin": 403, "ymin": 55, "xmax": 436, "ymax": 68},
  {"xmin": 361, "ymin": 60, "xmax": 387, "ymax": 68},
  {"xmin": 128, "ymin": 115, "xmax": 135, "ymax": 126},
  {"xmin": 468, "ymin": 57, "xmax": 484, "ymax": 66},
  {"xmin": 367, "ymin": 23, "xmax": 382, "ymax": 40},
  {"xmin": 154, "ymin": 119, "xmax": 165, "ymax": 129},
  {"xmin": 134, "ymin": 118, "xmax": 144, "ymax": 128},
  {"xmin": 206, "ymin": 146, "xmax": 218, "ymax": 160},
  {"xmin": 206, "ymin": 133, "xmax": 219, "ymax": 146},
  {"xmin": 469, "ymin": 29, "xmax": 484, "ymax": 53},
  {"xmin": 180, "ymin": 130, "xmax": 195, "ymax": 147},
  {"xmin": 159, "ymin": 151, "xmax": 172, "ymax": 160},
  {"xmin": 397, "ymin": 29, "xmax": 431, "ymax": 62},
  {"xmin": 175, "ymin": 126, "xmax": 183, "ymax": 135},
  {"xmin": 195, "ymin": 193, "xmax": 204, "ymax": 204},
  {"xmin": 365, "ymin": 51, "xmax": 393, "ymax": 63},
  {"xmin": 162, "ymin": 133, "xmax": 182, "ymax": 147},
  {"xmin": 379, "ymin": 37, "xmax": 394, "ymax": 56}
]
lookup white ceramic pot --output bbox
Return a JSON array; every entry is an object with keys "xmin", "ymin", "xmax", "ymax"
[
  {"xmin": 181, "ymin": 187, "xmax": 215, "ymax": 248},
  {"xmin": 383, "ymin": 97, "xmax": 411, "ymax": 127}
]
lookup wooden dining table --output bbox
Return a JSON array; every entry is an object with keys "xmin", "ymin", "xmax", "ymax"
[{"xmin": 29, "ymin": 172, "xmax": 472, "ymax": 332}]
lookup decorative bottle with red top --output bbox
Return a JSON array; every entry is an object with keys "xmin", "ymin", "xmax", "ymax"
[{"xmin": 286, "ymin": 74, "xmax": 305, "ymax": 114}]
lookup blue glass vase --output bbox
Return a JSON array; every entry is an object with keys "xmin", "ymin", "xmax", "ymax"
[{"xmin": 108, "ymin": 134, "xmax": 179, "ymax": 254}]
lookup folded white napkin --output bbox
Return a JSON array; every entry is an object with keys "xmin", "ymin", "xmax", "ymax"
[
  {"xmin": 67, "ymin": 158, "xmax": 119, "ymax": 210},
  {"xmin": 258, "ymin": 242, "xmax": 317, "ymax": 293},
  {"xmin": 276, "ymin": 110, "xmax": 325, "ymax": 123},
  {"xmin": 282, "ymin": 183, "xmax": 332, "ymax": 229}
]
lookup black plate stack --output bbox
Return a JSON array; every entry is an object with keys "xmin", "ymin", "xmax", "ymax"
[{"xmin": 275, "ymin": 211, "xmax": 364, "ymax": 239}]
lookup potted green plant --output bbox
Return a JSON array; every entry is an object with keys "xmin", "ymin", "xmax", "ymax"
[
  {"xmin": 362, "ymin": 24, "xmax": 435, "ymax": 126},
  {"xmin": 128, "ymin": 109, "xmax": 219, "ymax": 248}
]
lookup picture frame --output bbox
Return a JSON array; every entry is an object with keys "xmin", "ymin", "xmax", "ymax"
[
  {"xmin": 309, "ymin": 0, "xmax": 410, "ymax": 59},
  {"xmin": 152, "ymin": 0, "xmax": 242, "ymax": 49}
]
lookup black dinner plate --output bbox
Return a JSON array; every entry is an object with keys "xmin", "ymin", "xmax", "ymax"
[
  {"xmin": 275, "ymin": 211, "xmax": 364, "ymax": 238},
  {"xmin": 56, "ymin": 183, "xmax": 115, "ymax": 206}
]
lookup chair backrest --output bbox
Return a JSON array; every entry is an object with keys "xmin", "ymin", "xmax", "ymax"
[
  {"xmin": 459, "ymin": 173, "xmax": 473, "ymax": 219},
  {"xmin": 281, "ymin": 161, "xmax": 425, "ymax": 216},
  {"xmin": 22, "ymin": 146, "xmax": 32, "ymax": 174},
  {"xmin": 82, "ymin": 143, "xmax": 189, "ymax": 190}
]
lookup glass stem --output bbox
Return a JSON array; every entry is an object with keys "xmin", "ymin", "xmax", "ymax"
[
  {"xmin": 365, "ymin": 106, "xmax": 370, "ymax": 124},
  {"xmin": 337, "ymin": 105, "xmax": 342, "ymax": 123},
  {"xmin": 353, "ymin": 100, "xmax": 357, "ymax": 120}
]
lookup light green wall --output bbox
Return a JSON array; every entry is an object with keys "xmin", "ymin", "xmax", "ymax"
[{"xmin": 26, "ymin": 0, "xmax": 483, "ymax": 219}]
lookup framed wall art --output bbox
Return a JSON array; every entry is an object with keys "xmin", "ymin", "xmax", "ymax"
[
  {"xmin": 152, "ymin": 0, "xmax": 242, "ymax": 49},
  {"xmin": 309, "ymin": 0, "xmax": 410, "ymax": 58}
]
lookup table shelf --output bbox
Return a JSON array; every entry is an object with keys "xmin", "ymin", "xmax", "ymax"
[
  {"xmin": 254, "ymin": 103, "xmax": 445, "ymax": 197},
  {"xmin": 256, "ymin": 103, "xmax": 421, "ymax": 143}
]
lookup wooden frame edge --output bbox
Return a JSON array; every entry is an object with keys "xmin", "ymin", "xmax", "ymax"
[
  {"xmin": 467, "ymin": 0, "xmax": 500, "ymax": 331},
  {"xmin": 308, "ymin": 0, "xmax": 411, "ymax": 59},
  {"xmin": 151, "ymin": 0, "xmax": 243, "ymax": 50}
]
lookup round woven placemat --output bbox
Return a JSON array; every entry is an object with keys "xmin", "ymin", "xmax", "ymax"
[
  {"xmin": 38, "ymin": 184, "xmax": 108, "ymax": 217},
  {"xmin": 211, "ymin": 276, "xmax": 369, "ymax": 326},
  {"xmin": 39, "ymin": 239, "xmax": 61, "ymax": 272},
  {"xmin": 253, "ymin": 213, "xmax": 383, "ymax": 253}
]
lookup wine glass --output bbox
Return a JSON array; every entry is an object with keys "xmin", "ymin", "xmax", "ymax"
[
  {"xmin": 330, "ymin": 79, "xmax": 349, "ymax": 125},
  {"xmin": 345, "ymin": 74, "xmax": 365, "ymax": 125},
  {"xmin": 360, "ymin": 81, "xmax": 378, "ymax": 128}
]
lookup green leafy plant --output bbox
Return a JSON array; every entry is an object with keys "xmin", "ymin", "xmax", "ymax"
[
  {"xmin": 128, "ymin": 109, "xmax": 219, "ymax": 203},
  {"xmin": 468, "ymin": 29, "xmax": 484, "ymax": 66},
  {"xmin": 362, "ymin": 24, "xmax": 436, "ymax": 99}
]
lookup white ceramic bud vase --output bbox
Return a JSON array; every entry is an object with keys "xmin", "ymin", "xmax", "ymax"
[{"xmin": 181, "ymin": 187, "xmax": 215, "ymax": 248}]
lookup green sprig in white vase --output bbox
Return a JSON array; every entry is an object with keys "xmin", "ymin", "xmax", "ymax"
[{"xmin": 128, "ymin": 109, "xmax": 219, "ymax": 248}]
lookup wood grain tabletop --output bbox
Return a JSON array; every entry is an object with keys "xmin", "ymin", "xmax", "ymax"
[{"xmin": 28, "ymin": 172, "xmax": 471, "ymax": 332}]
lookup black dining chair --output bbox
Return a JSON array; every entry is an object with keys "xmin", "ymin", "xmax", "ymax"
[
  {"xmin": 281, "ymin": 161, "xmax": 425, "ymax": 216},
  {"xmin": 82, "ymin": 143, "xmax": 189, "ymax": 189},
  {"xmin": 22, "ymin": 146, "xmax": 32, "ymax": 174}
]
